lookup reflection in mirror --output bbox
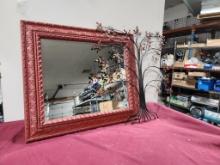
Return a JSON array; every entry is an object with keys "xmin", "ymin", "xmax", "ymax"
[{"xmin": 41, "ymin": 39, "xmax": 128, "ymax": 121}]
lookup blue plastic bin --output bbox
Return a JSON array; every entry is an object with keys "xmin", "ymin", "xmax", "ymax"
[
  {"xmin": 214, "ymin": 80, "xmax": 220, "ymax": 92},
  {"xmin": 197, "ymin": 78, "xmax": 215, "ymax": 92}
]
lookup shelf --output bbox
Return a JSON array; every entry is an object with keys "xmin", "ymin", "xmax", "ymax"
[
  {"xmin": 162, "ymin": 47, "xmax": 174, "ymax": 50},
  {"xmin": 163, "ymin": 21, "xmax": 220, "ymax": 38},
  {"xmin": 160, "ymin": 66, "xmax": 173, "ymax": 70},
  {"xmin": 165, "ymin": 101, "xmax": 189, "ymax": 110},
  {"xmin": 160, "ymin": 67, "xmax": 220, "ymax": 72},
  {"xmin": 174, "ymin": 67, "xmax": 220, "ymax": 72},
  {"xmin": 169, "ymin": 103, "xmax": 189, "ymax": 110},
  {"xmin": 172, "ymin": 84, "xmax": 220, "ymax": 95},
  {"xmin": 176, "ymin": 44, "xmax": 220, "ymax": 49}
]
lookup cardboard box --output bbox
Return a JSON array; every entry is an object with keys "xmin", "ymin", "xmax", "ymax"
[
  {"xmin": 188, "ymin": 72, "xmax": 207, "ymax": 77},
  {"xmin": 172, "ymin": 79, "xmax": 195, "ymax": 89},
  {"xmin": 99, "ymin": 100, "xmax": 119, "ymax": 112},
  {"xmin": 173, "ymin": 72, "xmax": 186, "ymax": 80},
  {"xmin": 186, "ymin": 77, "xmax": 196, "ymax": 86},
  {"xmin": 172, "ymin": 79, "xmax": 185, "ymax": 86},
  {"xmin": 207, "ymin": 39, "xmax": 220, "ymax": 46},
  {"xmin": 174, "ymin": 61, "xmax": 184, "ymax": 68}
]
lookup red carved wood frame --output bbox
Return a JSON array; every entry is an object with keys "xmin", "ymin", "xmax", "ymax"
[{"xmin": 21, "ymin": 20, "xmax": 139, "ymax": 143}]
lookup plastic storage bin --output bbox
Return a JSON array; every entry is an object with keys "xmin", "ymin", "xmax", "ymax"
[
  {"xmin": 197, "ymin": 78, "xmax": 215, "ymax": 92},
  {"xmin": 214, "ymin": 80, "xmax": 220, "ymax": 92}
]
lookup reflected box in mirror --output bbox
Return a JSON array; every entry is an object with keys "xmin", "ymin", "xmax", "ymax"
[{"xmin": 99, "ymin": 100, "xmax": 118, "ymax": 112}]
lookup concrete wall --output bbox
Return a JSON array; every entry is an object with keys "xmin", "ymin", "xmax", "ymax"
[{"xmin": 0, "ymin": 0, "xmax": 165, "ymax": 121}]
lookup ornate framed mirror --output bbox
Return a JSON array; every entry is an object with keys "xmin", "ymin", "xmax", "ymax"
[{"xmin": 21, "ymin": 21, "xmax": 139, "ymax": 142}]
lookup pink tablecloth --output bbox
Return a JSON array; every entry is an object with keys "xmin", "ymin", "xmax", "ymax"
[{"xmin": 0, "ymin": 102, "xmax": 220, "ymax": 165}]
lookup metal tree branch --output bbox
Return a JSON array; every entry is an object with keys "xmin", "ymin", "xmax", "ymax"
[{"xmin": 95, "ymin": 22, "xmax": 164, "ymax": 123}]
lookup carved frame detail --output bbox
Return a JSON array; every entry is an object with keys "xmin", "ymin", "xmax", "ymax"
[{"xmin": 21, "ymin": 20, "xmax": 139, "ymax": 142}]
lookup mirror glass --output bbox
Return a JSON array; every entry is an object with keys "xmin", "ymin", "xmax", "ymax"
[{"xmin": 41, "ymin": 39, "xmax": 128, "ymax": 121}]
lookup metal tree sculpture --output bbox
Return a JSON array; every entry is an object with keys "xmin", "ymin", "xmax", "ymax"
[{"xmin": 95, "ymin": 23, "xmax": 164, "ymax": 122}]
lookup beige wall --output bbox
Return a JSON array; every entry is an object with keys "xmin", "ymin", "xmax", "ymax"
[{"xmin": 0, "ymin": 0, "xmax": 165, "ymax": 121}]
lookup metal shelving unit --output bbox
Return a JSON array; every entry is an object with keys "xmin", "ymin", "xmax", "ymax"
[{"xmin": 162, "ymin": 23, "xmax": 220, "ymax": 114}]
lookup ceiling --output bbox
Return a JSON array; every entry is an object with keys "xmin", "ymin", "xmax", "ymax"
[
  {"xmin": 165, "ymin": 0, "xmax": 183, "ymax": 9},
  {"xmin": 182, "ymin": 0, "xmax": 202, "ymax": 16},
  {"xmin": 41, "ymin": 39, "xmax": 110, "ymax": 98},
  {"xmin": 165, "ymin": 0, "xmax": 202, "ymax": 16}
]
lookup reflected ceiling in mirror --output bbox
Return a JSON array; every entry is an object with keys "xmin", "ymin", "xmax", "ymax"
[{"xmin": 41, "ymin": 39, "xmax": 128, "ymax": 121}]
